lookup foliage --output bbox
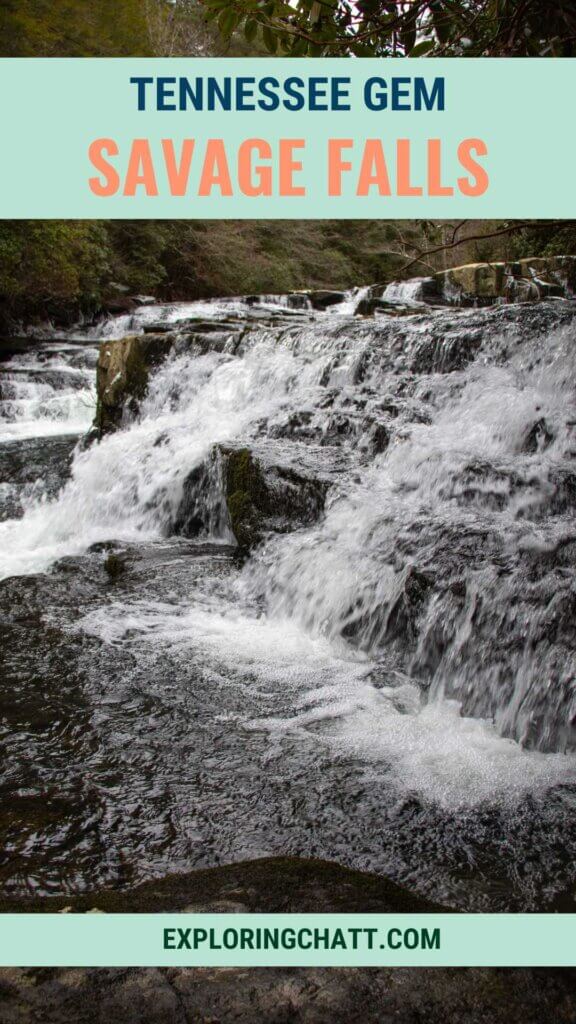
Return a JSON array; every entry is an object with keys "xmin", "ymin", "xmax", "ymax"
[
  {"xmin": 0, "ymin": 222, "xmax": 110, "ymax": 323},
  {"xmin": 0, "ymin": 0, "xmax": 152, "ymax": 56},
  {"xmin": 203, "ymin": 0, "xmax": 576, "ymax": 58},
  {"xmin": 4, "ymin": 218, "xmax": 575, "ymax": 328}
]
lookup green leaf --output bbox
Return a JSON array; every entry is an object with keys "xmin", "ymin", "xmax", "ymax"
[
  {"xmin": 351, "ymin": 42, "xmax": 375, "ymax": 57},
  {"xmin": 244, "ymin": 18, "xmax": 258, "ymax": 42},
  {"xmin": 262, "ymin": 25, "xmax": 278, "ymax": 51},
  {"xmin": 408, "ymin": 39, "xmax": 436, "ymax": 57},
  {"xmin": 218, "ymin": 8, "xmax": 239, "ymax": 37},
  {"xmin": 290, "ymin": 36, "xmax": 309, "ymax": 56}
]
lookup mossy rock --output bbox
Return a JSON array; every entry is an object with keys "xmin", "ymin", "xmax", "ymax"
[
  {"xmin": 222, "ymin": 447, "xmax": 268, "ymax": 549},
  {"xmin": 435, "ymin": 263, "xmax": 506, "ymax": 303},
  {"xmin": 518, "ymin": 255, "xmax": 576, "ymax": 293},
  {"xmin": 95, "ymin": 334, "xmax": 174, "ymax": 436},
  {"xmin": 221, "ymin": 446, "xmax": 329, "ymax": 550}
]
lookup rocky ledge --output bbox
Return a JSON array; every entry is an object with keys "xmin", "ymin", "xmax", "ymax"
[{"xmin": 2, "ymin": 963, "xmax": 575, "ymax": 1024}]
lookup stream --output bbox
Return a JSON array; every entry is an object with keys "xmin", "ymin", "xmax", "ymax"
[{"xmin": 2, "ymin": 291, "xmax": 576, "ymax": 911}]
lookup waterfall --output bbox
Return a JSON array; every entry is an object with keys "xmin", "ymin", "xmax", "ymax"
[
  {"xmin": 0, "ymin": 345, "xmax": 97, "ymax": 441},
  {"xmin": 2, "ymin": 299, "xmax": 576, "ymax": 758},
  {"xmin": 381, "ymin": 278, "xmax": 430, "ymax": 305},
  {"xmin": 4, "ymin": 293, "xmax": 576, "ymax": 908}
]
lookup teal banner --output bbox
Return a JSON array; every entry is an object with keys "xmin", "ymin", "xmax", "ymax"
[
  {"xmin": 0, "ymin": 914, "xmax": 575, "ymax": 966},
  {"xmin": 0, "ymin": 57, "xmax": 574, "ymax": 218}
]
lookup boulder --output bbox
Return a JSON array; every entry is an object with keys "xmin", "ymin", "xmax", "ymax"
[
  {"xmin": 101, "ymin": 296, "xmax": 138, "ymax": 315},
  {"xmin": 434, "ymin": 256, "xmax": 576, "ymax": 307},
  {"xmin": 95, "ymin": 334, "xmax": 174, "ymax": 436},
  {"xmin": 175, "ymin": 444, "xmax": 330, "ymax": 550},
  {"xmin": 356, "ymin": 297, "xmax": 414, "ymax": 317},
  {"xmin": 435, "ymin": 263, "xmax": 506, "ymax": 305},
  {"xmin": 518, "ymin": 255, "xmax": 576, "ymax": 294}
]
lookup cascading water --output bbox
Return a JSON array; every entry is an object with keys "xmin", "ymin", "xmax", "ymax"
[
  {"xmin": 381, "ymin": 278, "xmax": 430, "ymax": 305},
  {"xmin": 2, "ymin": 295, "xmax": 576, "ymax": 909},
  {"xmin": 0, "ymin": 345, "xmax": 97, "ymax": 441}
]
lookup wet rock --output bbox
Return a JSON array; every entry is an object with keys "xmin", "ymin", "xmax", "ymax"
[
  {"xmin": 518, "ymin": 255, "xmax": 576, "ymax": 294},
  {"xmin": 356, "ymin": 297, "xmax": 413, "ymax": 317},
  {"xmin": 224, "ymin": 446, "xmax": 329, "ymax": 549},
  {"xmin": 103, "ymin": 552, "xmax": 127, "ymax": 580},
  {"xmin": 101, "ymin": 296, "xmax": 137, "ymax": 316},
  {"xmin": 433, "ymin": 256, "xmax": 575, "ymax": 307},
  {"xmin": 521, "ymin": 418, "xmax": 554, "ymax": 453},
  {"xmin": 95, "ymin": 334, "xmax": 174, "ymax": 436},
  {"xmin": 0, "ymin": 856, "xmax": 444, "ymax": 914},
  {"xmin": 175, "ymin": 444, "xmax": 332, "ymax": 550},
  {"xmin": 504, "ymin": 276, "xmax": 541, "ymax": 304},
  {"xmin": 308, "ymin": 290, "xmax": 346, "ymax": 310},
  {"xmin": 435, "ymin": 262, "xmax": 506, "ymax": 305},
  {"xmin": 343, "ymin": 566, "xmax": 434, "ymax": 652},
  {"xmin": 410, "ymin": 328, "xmax": 483, "ymax": 373}
]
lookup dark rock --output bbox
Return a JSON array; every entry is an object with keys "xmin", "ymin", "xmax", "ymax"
[
  {"xmin": 308, "ymin": 290, "xmax": 346, "ymax": 310},
  {"xmin": 0, "ymin": 857, "xmax": 445, "ymax": 915},
  {"xmin": 0, "ymin": 964, "xmax": 575, "ymax": 1024},
  {"xmin": 411, "ymin": 330, "xmax": 483, "ymax": 374},
  {"xmin": 222, "ymin": 446, "xmax": 329, "ymax": 549},
  {"xmin": 521, "ymin": 418, "xmax": 554, "ymax": 453},
  {"xmin": 366, "ymin": 422, "xmax": 390, "ymax": 456},
  {"xmin": 174, "ymin": 445, "xmax": 332, "ymax": 550},
  {"xmin": 172, "ymin": 444, "xmax": 330, "ymax": 548},
  {"xmin": 356, "ymin": 297, "xmax": 413, "ymax": 317},
  {"xmin": 103, "ymin": 552, "xmax": 126, "ymax": 580},
  {"xmin": 0, "ymin": 843, "xmax": 574, "ymax": 1024},
  {"xmin": 101, "ymin": 296, "xmax": 138, "ymax": 315}
]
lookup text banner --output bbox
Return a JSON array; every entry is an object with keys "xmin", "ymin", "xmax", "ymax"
[
  {"xmin": 0, "ymin": 914, "xmax": 575, "ymax": 966},
  {"xmin": 0, "ymin": 57, "xmax": 574, "ymax": 218}
]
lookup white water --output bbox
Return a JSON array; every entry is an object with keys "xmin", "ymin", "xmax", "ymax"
[
  {"xmin": 78, "ymin": 290, "xmax": 367, "ymax": 341},
  {"xmin": 79, "ymin": 593, "xmax": 575, "ymax": 811},
  {"xmin": 3, "ymin": 300, "xmax": 576, "ymax": 818},
  {"xmin": 0, "ymin": 339, "xmax": 314, "ymax": 577},
  {"xmin": 382, "ymin": 278, "xmax": 430, "ymax": 305},
  {"xmin": 0, "ymin": 348, "xmax": 96, "ymax": 441}
]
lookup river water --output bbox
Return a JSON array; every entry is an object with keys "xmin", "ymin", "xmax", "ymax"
[{"xmin": 2, "ymin": 293, "xmax": 576, "ymax": 910}]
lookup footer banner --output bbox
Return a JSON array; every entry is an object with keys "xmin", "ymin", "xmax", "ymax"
[{"xmin": 1, "ymin": 914, "xmax": 575, "ymax": 967}]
